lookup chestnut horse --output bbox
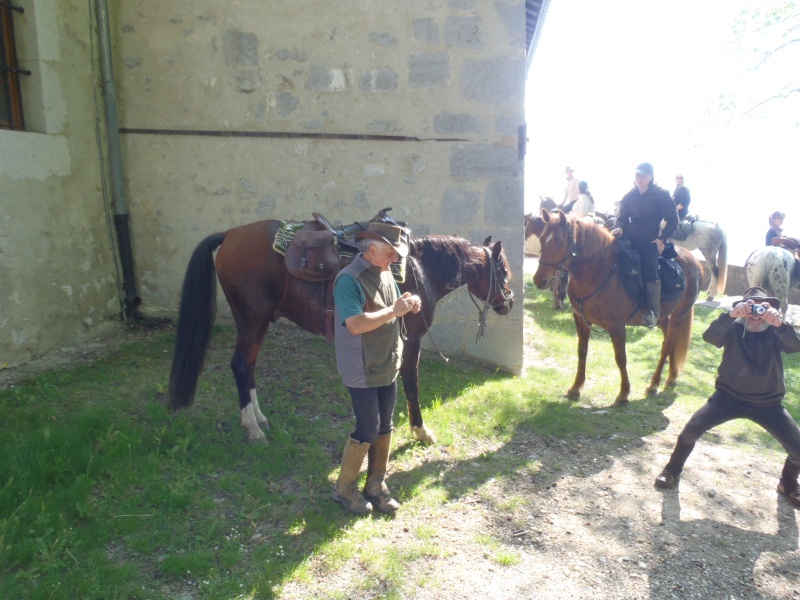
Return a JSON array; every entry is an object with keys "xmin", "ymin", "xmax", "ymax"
[
  {"xmin": 168, "ymin": 217, "xmax": 513, "ymax": 444},
  {"xmin": 533, "ymin": 210, "xmax": 702, "ymax": 405}
]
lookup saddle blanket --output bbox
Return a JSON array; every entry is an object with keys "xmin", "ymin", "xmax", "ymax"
[{"xmin": 272, "ymin": 221, "xmax": 306, "ymax": 256}]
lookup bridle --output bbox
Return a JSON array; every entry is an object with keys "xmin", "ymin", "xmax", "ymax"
[
  {"xmin": 468, "ymin": 246, "xmax": 514, "ymax": 342},
  {"xmin": 537, "ymin": 220, "xmax": 625, "ymax": 332},
  {"xmin": 537, "ymin": 221, "xmax": 577, "ymax": 272}
]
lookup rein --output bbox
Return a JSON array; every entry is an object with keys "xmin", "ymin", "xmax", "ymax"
[
  {"xmin": 407, "ymin": 257, "xmax": 450, "ymax": 362},
  {"xmin": 468, "ymin": 247, "xmax": 514, "ymax": 342}
]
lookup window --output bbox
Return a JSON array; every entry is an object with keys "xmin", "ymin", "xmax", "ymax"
[{"xmin": 0, "ymin": 1, "xmax": 29, "ymax": 130}]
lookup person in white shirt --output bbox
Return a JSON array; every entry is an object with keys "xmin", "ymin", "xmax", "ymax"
[{"xmin": 569, "ymin": 180, "xmax": 595, "ymax": 220}]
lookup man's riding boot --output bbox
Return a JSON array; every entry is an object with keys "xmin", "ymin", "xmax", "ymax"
[
  {"xmin": 778, "ymin": 458, "xmax": 800, "ymax": 507},
  {"xmin": 655, "ymin": 438, "xmax": 696, "ymax": 489},
  {"xmin": 643, "ymin": 281, "xmax": 662, "ymax": 328},
  {"xmin": 363, "ymin": 431, "xmax": 400, "ymax": 514},
  {"xmin": 332, "ymin": 437, "xmax": 373, "ymax": 514}
]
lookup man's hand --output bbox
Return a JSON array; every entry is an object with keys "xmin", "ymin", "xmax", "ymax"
[
  {"xmin": 730, "ymin": 299, "xmax": 783, "ymax": 327},
  {"xmin": 394, "ymin": 292, "xmax": 422, "ymax": 316},
  {"xmin": 610, "ymin": 228, "xmax": 622, "ymax": 238},
  {"xmin": 652, "ymin": 238, "xmax": 665, "ymax": 254}
]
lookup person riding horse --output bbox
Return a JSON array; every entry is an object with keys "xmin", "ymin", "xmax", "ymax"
[{"xmin": 610, "ymin": 162, "xmax": 680, "ymax": 328}]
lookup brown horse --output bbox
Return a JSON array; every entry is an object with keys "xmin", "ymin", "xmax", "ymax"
[
  {"xmin": 168, "ymin": 216, "xmax": 513, "ymax": 444},
  {"xmin": 533, "ymin": 210, "xmax": 702, "ymax": 405}
]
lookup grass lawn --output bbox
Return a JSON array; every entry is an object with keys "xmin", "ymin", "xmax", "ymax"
[{"xmin": 2, "ymin": 275, "xmax": 799, "ymax": 599}]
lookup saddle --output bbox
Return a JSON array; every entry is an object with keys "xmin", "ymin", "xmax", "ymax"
[
  {"xmin": 771, "ymin": 237, "xmax": 800, "ymax": 281},
  {"xmin": 670, "ymin": 216, "xmax": 699, "ymax": 242},
  {"xmin": 283, "ymin": 207, "xmax": 407, "ymax": 282},
  {"xmin": 616, "ymin": 239, "xmax": 686, "ymax": 307},
  {"xmin": 280, "ymin": 208, "xmax": 410, "ymax": 340},
  {"xmin": 283, "ymin": 225, "xmax": 358, "ymax": 282}
]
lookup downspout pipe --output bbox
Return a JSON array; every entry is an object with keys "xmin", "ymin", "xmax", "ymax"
[{"xmin": 96, "ymin": 0, "xmax": 140, "ymax": 319}]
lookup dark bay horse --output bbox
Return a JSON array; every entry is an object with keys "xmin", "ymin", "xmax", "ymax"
[
  {"xmin": 533, "ymin": 210, "xmax": 702, "ymax": 405},
  {"xmin": 169, "ymin": 218, "xmax": 513, "ymax": 444}
]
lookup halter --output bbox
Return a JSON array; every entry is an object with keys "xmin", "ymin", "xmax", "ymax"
[{"xmin": 468, "ymin": 246, "xmax": 514, "ymax": 342}]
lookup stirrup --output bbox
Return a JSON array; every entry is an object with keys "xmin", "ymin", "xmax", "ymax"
[{"xmin": 642, "ymin": 310, "xmax": 658, "ymax": 328}]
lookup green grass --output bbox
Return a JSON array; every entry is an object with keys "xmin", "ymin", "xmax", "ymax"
[{"xmin": 1, "ymin": 275, "xmax": 799, "ymax": 599}]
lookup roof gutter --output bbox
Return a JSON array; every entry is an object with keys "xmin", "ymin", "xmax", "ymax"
[{"xmin": 95, "ymin": 0, "xmax": 140, "ymax": 319}]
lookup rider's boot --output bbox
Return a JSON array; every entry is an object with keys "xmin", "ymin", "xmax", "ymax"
[
  {"xmin": 642, "ymin": 281, "xmax": 661, "ymax": 328},
  {"xmin": 332, "ymin": 437, "xmax": 373, "ymax": 514}
]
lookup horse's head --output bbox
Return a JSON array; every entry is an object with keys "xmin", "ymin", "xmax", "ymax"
[
  {"xmin": 468, "ymin": 236, "xmax": 513, "ymax": 315},
  {"xmin": 525, "ymin": 213, "xmax": 546, "ymax": 240},
  {"xmin": 539, "ymin": 196, "xmax": 557, "ymax": 212},
  {"xmin": 533, "ymin": 209, "xmax": 574, "ymax": 291}
]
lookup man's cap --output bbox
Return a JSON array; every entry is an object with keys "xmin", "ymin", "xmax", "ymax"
[
  {"xmin": 356, "ymin": 222, "xmax": 409, "ymax": 257},
  {"xmin": 565, "ymin": 166, "xmax": 574, "ymax": 173},
  {"xmin": 732, "ymin": 286, "xmax": 780, "ymax": 310},
  {"xmin": 635, "ymin": 162, "xmax": 654, "ymax": 176}
]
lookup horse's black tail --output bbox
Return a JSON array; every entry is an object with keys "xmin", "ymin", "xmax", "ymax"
[{"xmin": 168, "ymin": 232, "xmax": 226, "ymax": 411}]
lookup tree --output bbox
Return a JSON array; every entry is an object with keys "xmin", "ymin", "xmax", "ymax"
[{"xmin": 726, "ymin": 1, "xmax": 799, "ymax": 119}]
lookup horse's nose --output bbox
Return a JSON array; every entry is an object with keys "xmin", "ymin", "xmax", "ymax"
[{"xmin": 533, "ymin": 277, "xmax": 549, "ymax": 290}]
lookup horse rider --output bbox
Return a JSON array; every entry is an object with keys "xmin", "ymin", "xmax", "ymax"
[
  {"xmin": 610, "ymin": 162, "xmax": 679, "ymax": 328},
  {"xmin": 560, "ymin": 166, "xmax": 580, "ymax": 213},
  {"xmin": 672, "ymin": 174, "xmax": 691, "ymax": 221},
  {"xmin": 655, "ymin": 286, "xmax": 800, "ymax": 510},
  {"xmin": 331, "ymin": 222, "xmax": 421, "ymax": 514}
]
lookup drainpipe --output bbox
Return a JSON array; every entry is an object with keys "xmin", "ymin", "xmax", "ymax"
[{"xmin": 96, "ymin": 0, "xmax": 140, "ymax": 319}]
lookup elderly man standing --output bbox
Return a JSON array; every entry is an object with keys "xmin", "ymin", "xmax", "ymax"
[
  {"xmin": 610, "ymin": 162, "xmax": 679, "ymax": 328},
  {"xmin": 331, "ymin": 222, "xmax": 422, "ymax": 514}
]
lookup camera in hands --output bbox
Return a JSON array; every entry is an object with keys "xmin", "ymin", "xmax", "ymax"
[{"xmin": 750, "ymin": 304, "xmax": 767, "ymax": 315}]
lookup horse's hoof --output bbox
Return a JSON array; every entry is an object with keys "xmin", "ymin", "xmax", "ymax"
[
  {"xmin": 411, "ymin": 425, "xmax": 437, "ymax": 445},
  {"xmin": 665, "ymin": 379, "xmax": 677, "ymax": 389},
  {"xmin": 566, "ymin": 389, "xmax": 581, "ymax": 401},
  {"xmin": 705, "ymin": 295, "xmax": 714, "ymax": 302},
  {"xmin": 612, "ymin": 397, "xmax": 629, "ymax": 407},
  {"xmin": 248, "ymin": 434, "xmax": 268, "ymax": 446},
  {"xmin": 257, "ymin": 417, "xmax": 270, "ymax": 430},
  {"xmin": 645, "ymin": 386, "xmax": 658, "ymax": 397}
]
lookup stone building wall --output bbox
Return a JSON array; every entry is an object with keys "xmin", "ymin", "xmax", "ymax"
[{"xmin": 114, "ymin": 1, "xmax": 528, "ymax": 373}]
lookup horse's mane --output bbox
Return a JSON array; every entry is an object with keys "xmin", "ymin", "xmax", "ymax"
[
  {"xmin": 572, "ymin": 216, "xmax": 614, "ymax": 256},
  {"xmin": 408, "ymin": 235, "xmax": 491, "ymax": 286}
]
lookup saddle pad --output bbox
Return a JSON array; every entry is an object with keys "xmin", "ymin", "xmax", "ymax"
[{"xmin": 272, "ymin": 221, "xmax": 306, "ymax": 256}]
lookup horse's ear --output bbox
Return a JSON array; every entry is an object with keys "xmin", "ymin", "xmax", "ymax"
[
  {"xmin": 541, "ymin": 208, "xmax": 551, "ymax": 222},
  {"xmin": 482, "ymin": 236, "xmax": 492, "ymax": 246},
  {"xmin": 491, "ymin": 240, "xmax": 503, "ymax": 258}
]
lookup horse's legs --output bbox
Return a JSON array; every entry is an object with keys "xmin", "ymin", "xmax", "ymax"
[
  {"xmin": 608, "ymin": 325, "xmax": 630, "ymax": 406},
  {"xmin": 250, "ymin": 389, "xmax": 269, "ymax": 427},
  {"xmin": 231, "ymin": 324, "xmax": 270, "ymax": 443},
  {"xmin": 700, "ymin": 249, "xmax": 717, "ymax": 300},
  {"xmin": 567, "ymin": 313, "xmax": 590, "ymax": 400},
  {"xmin": 647, "ymin": 319, "xmax": 673, "ymax": 395},
  {"xmin": 400, "ymin": 337, "xmax": 436, "ymax": 444}
]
